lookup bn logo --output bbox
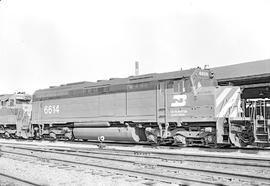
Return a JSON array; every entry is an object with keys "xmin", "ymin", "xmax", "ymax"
[{"xmin": 171, "ymin": 95, "xmax": 187, "ymax": 107}]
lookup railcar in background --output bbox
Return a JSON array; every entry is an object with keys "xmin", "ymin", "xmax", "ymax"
[
  {"xmin": 30, "ymin": 67, "xmax": 254, "ymax": 147},
  {"xmin": 244, "ymin": 99, "xmax": 270, "ymax": 146},
  {"xmin": 0, "ymin": 93, "xmax": 32, "ymax": 138}
]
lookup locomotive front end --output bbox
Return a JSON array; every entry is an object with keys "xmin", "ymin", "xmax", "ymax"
[
  {"xmin": 165, "ymin": 68, "xmax": 253, "ymax": 147},
  {"xmin": 0, "ymin": 92, "xmax": 32, "ymax": 139},
  {"xmin": 214, "ymin": 86, "xmax": 254, "ymax": 147}
]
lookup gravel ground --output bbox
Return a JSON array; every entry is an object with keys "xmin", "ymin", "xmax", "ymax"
[
  {"xmin": 0, "ymin": 139, "xmax": 269, "ymax": 186},
  {"xmin": 0, "ymin": 176, "xmax": 23, "ymax": 186},
  {"xmin": 0, "ymin": 154, "xmax": 178, "ymax": 186},
  {"xmin": 1, "ymin": 139, "xmax": 270, "ymax": 159}
]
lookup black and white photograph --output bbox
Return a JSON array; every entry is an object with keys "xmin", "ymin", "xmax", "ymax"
[{"xmin": 0, "ymin": 0, "xmax": 270, "ymax": 185}]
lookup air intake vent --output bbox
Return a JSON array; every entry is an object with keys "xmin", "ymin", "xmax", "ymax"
[
  {"xmin": 66, "ymin": 81, "xmax": 89, "ymax": 86},
  {"xmin": 97, "ymin": 80, "xmax": 106, "ymax": 82},
  {"xmin": 129, "ymin": 74, "xmax": 155, "ymax": 81},
  {"xmin": 109, "ymin": 78, "xmax": 123, "ymax": 80}
]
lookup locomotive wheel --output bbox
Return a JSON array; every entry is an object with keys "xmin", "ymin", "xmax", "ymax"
[
  {"xmin": 69, "ymin": 130, "xmax": 75, "ymax": 141},
  {"xmin": 173, "ymin": 134, "xmax": 186, "ymax": 145},
  {"xmin": 229, "ymin": 133, "xmax": 248, "ymax": 148},
  {"xmin": 70, "ymin": 134, "xmax": 75, "ymax": 141},
  {"xmin": 4, "ymin": 132, "xmax": 10, "ymax": 139},
  {"xmin": 49, "ymin": 132, "xmax": 57, "ymax": 141}
]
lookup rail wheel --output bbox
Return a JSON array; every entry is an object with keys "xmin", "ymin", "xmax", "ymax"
[{"xmin": 49, "ymin": 132, "xmax": 57, "ymax": 141}]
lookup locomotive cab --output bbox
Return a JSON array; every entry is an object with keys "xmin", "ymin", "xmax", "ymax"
[
  {"xmin": 159, "ymin": 69, "xmax": 218, "ymax": 146},
  {"xmin": 0, "ymin": 93, "xmax": 32, "ymax": 139},
  {"xmin": 162, "ymin": 68, "xmax": 252, "ymax": 147}
]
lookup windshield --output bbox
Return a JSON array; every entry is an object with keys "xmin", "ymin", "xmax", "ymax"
[
  {"xmin": 192, "ymin": 70, "xmax": 218, "ymax": 89},
  {"xmin": 16, "ymin": 99, "xmax": 30, "ymax": 104},
  {"xmin": 172, "ymin": 78, "xmax": 192, "ymax": 93}
]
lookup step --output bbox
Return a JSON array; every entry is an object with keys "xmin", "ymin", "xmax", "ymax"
[
  {"xmin": 158, "ymin": 108, "xmax": 165, "ymax": 111},
  {"xmin": 255, "ymin": 133, "xmax": 268, "ymax": 136},
  {"xmin": 255, "ymin": 141, "xmax": 270, "ymax": 143},
  {"xmin": 256, "ymin": 124, "xmax": 269, "ymax": 128}
]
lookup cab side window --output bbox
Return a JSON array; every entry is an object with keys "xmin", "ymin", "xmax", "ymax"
[
  {"xmin": 173, "ymin": 80, "xmax": 185, "ymax": 93},
  {"xmin": 173, "ymin": 79, "xmax": 192, "ymax": 93},
  {"xmin": 184, "ymin": 79, "xmax": 192, "ymax": 92},
  {"xmin": 1, "ymin": 100, "xmax": 7, "ymax": 106}
]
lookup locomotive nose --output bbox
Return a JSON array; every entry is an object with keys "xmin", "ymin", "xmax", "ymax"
[{"xmin": 215, "ymin": 87, "xmax": 242, "ymax": 118}]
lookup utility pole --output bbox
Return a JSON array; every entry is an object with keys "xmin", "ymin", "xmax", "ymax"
[{"xmin": 135, "ymin": 61, "xmax": 139, "ymax": 76}]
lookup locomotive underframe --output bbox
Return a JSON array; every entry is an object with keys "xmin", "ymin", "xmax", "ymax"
[
  {"xmin": 0, "ymin": 118, "xmax": 254, "ymax": 148},
  {"xmin": 24, "ymin": 117, "xmax": 253, "ymax": 147},
  {"xmin": 0, "ymin": 124, "xmax": 17, "ymax": 138}
]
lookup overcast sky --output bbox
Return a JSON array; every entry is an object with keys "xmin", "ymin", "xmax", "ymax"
[{"xmin": 0, "ymin": 0, "xmax": 270, "ymax": 94}]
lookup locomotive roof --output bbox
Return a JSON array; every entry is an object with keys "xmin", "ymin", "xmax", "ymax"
[
  {"xmin": 0, "ymin": 94, "xmax": 12, "ymax": 101},
  {"xmin": 34, "ymin": 68, "xmax": 199, "ymax": 96},
  {"xmin": 213, "ymin": 59, "xmax": 270, "ymax": 81},
  {"xmin": 0, "ymin": 93, "xmax": 31, "ymax": 101}
]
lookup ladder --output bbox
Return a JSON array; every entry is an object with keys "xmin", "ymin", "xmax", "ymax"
[
  {"xmin": 156, "ymin": 82, "xmax": 168, "ymax": 138},
  {"xmin": 249, "ymin": 99, "xmax": 270, "ymax": 145}
]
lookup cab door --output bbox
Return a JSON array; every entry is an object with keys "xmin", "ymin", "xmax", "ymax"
[
  {"xmin": 167, "ymin": 79, "xmax": 190, "ymax": 121},
  {"xmin": 156, "ymin": 81, "xmax": 167, "ymax": 124}
]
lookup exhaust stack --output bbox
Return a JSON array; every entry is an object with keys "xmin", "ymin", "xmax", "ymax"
[{"xmin": 135, "ymin": 61, "xmax": 139, "ymax": 76}]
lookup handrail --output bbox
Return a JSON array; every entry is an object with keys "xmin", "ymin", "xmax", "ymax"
[{"xmin": 264, "ymin": 99, "xmax": 267, "ymax": 133}]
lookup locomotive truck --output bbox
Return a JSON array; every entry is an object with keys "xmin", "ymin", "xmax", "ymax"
[{"xmin": 0, "ymin": 68, "xmax": 258, "ymax": 147}]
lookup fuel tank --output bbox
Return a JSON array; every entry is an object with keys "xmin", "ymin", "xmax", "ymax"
[
  {"xmin": 74, "ymin": 121, "xmax": 110, "ymax": 127},
  {"xmin": 73, "ymin": 127, "xmax": 140, "ymax": 142}
]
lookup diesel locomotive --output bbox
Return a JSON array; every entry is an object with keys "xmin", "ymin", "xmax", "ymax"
[
  {"xmin": 0, "ymin": 67, "xmax": 261, "ymax": 147},
  {"xmin": 0, "ymin": 93, "xmax": 32, "ymax": 138}
]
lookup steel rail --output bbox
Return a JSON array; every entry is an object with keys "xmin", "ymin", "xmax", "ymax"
[
  {"xmin": 1, "ymin": 144, "xmax": 270, "ymax": 185},
  {"xmin": 24, "ymin": 143, "xmax": 270, "ymax": 167},
  {"xmin": 65, "ymin": 140, "xmax": 270, "ymax": 151},
  {"xmin": 1, "ymin": 149, "xmax": 211, "ymax": 186},
  {"xmin": 45, "ymin": 149, "xmax": 270, "ymax": 183},
  {"xmin": 0, "ymin": 172, "xmax": 41, "ymax": 186},
  {"xmin": 64, "ymin": 147, "xmax": 270, "ymax": 167},
  {"xmin": 2, "ymin": 140, "xmax": 270, "ymax": 162},
  {"xmin": 3, "ymin": 138, "xmax": 270, "ymax": 151},
  {"xmin": 1, "ymin": 141, "xmax": 270, "ymax": 168},
  {"xmin": 2, "ymin": 142, "xmax": 270, "ymax": 168}
]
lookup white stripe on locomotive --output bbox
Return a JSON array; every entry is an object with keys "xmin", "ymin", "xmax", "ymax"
[
  {"xmin": 216, "ymin": 87, "xmax": 232, "ymax": 107},
  {"xmin": 217, "ymin": 88, "xmax": 241, "ymax": 118}
]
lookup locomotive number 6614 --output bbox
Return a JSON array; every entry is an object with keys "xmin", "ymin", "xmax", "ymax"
[{"xmin": 44, "ymin": 105, "xmax": 60, "ymax": 114}]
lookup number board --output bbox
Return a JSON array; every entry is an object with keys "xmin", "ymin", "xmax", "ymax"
[{"xmin": 44, "ymin": 105, "xmax": 60, "ymax": 114}]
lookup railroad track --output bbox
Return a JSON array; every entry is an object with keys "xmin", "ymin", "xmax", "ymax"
[
  {"xmin": 0, "ymin": 172, "xmax": 40, "ymax": 186},
  {"xmin": 1, "ymin": 141, "xmax": 270, "ymax": 186},
  {"xmin": 48, "ymin": 139, "xmax": 270, "ymax": 151},
  {"xmin": 8, "ymin": 140, "xmax": 270, "ymax": 167},
  {"xmin": 1, "ymin": 145, "xmax": 206, "ymax": 186}
]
